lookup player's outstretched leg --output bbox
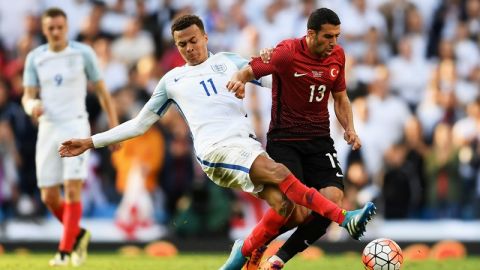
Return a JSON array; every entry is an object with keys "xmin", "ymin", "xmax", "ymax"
[
  {"xmin": 340, "ymin": 202, "xmax": 376, "ymax": 240},
  {"xmin": 219, "ymin": 239, "xmax": 248, "ymax": 270},
  {"xmin": 71, "ymin": 228, "xmax": 91, "ymax": 267}
]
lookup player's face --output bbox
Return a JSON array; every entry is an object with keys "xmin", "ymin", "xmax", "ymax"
[
  {"xmin": 42, "ymin": 15, "xmax": 68, "ymax": 51},
  {"xmin": 173, "ymin": 24, "xmax": 209, "ymax": 66},
  {"xmin": 309, "ymin": 24, "xmax": 340, "ymax": 58}
]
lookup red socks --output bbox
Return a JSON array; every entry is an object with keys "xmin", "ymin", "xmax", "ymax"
[
  {"xmin": 278, "ymin": 174, "xmax": 345, "ymax": 224},
  {"xmin": 59, "ymin": 202, "xmax": 82, "ymax": 252},
  {"xmin": 241, "ymin": 208, "xmax": 288, "ymax": 257},
  {"xmin": 240, "ymin": 174, "xmax": 345, "ymax": 257}
]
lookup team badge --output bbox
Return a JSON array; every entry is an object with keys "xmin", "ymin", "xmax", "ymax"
[
  {"xmin": 211, "ymin": 63, "xmax": 227, "ymax": 73},
  {"xmin": 330, "ymin": 66, "xmax": 339, "ymax": 78}
]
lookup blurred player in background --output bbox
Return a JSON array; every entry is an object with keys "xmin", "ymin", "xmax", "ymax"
[
  {"xmin": 57, "ymin": 14, "xmax": 375, "ymax": 270},
  {"xmin": 22, "ymin": 7, "xmax": 118, "ymax": 266},
  {"xmin": 227, "ymin": 8, "xmax": 363, "ymax": 269}
]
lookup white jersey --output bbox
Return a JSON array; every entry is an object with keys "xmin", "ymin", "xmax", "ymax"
[
  {"xmin": 145, "ymin": 52, "xmax": 261, "ymax": 156},
  {"xmin": 23, "ymin": 41, "xmax": 102, "ymax": 122}
]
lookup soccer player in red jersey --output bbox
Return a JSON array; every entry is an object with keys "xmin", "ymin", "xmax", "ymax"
[{"xmin": 226, "ymin": 8, "xmax": 366, "ymax": 269}]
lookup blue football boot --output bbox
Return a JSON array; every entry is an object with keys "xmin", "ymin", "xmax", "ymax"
[{"xmin": 341, "ymin": 202, "xmax": 376, "ymax": 240}]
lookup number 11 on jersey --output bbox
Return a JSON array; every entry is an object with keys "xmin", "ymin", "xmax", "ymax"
[{"xmin": 200, "ymin": 78, "xmax": 218, "ymax": 96}]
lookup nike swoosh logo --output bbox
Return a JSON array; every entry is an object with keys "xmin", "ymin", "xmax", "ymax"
[
  {"xmin": 174, "ymin": 77, "xmax": 181, "ymax": 82},
  {"xmin": 294, "ymin": 72, "xmax": 307, "ymax": 77},
  {"xmin": 336, "ymin": 172, "xmax": 344, "ymax": 177},
  {"xmin": 304, "ymin": 240, "xmax": 311, "ymax": 246}
]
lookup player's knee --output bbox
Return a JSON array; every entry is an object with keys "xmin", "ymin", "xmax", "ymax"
[
  {"xmin": 321, "ymin": 187, "xmax": 344, "ymax": 206},
  {"xmin": 41, "ymin": 192, "xmax": 61, "ymax": 208},
  {"xmin": 328, "ymin": 193, "xmax": 342, "ymax": 206},
  {"xmin": 286, "ymin": 206, "xmax": 311, "ymax": 227},
  {"xmin": 64, "ymin": 181, "xmax": 83, "ymax": 202},
  {"xmin": 64, "ymin": 188, "xmax": 81, "ymax": 202},
  {"xmin": 279, "ymin": 199, "xmax": 295, "ymax": 217}
]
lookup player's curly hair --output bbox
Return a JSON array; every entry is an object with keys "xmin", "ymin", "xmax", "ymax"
[
  {"xmin": 171, "ymin": 14, "xmax": 205, "ymax": 36},
  {"xmin": 42, "ymin": 7, "xmax": 67, "ymax": 20},
  {"xmin": 307, "ymin": 8, "xmax": 340, "ymax": 32}
]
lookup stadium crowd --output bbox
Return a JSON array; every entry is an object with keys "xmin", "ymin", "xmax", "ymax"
[{"xmin": 0, "ymin": 0, "xmax": 479, "ymax": 238}]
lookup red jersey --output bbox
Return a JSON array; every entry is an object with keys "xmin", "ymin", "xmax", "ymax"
[{"xmin": 250, "ymin": 37, "xmax": 346, "ymax": 139}]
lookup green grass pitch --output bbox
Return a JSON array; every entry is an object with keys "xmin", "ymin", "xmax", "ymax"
[{"xmin": 0, "ymin": 252, "xmax": 479, "ymax": 269}]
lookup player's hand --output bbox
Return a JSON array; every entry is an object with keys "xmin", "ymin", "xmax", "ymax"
[
  {"xmin": 344, "ymin": 130, "xmax": 361, "ymax": 150},
  {"xmin": 226, "ymin": 79, "xmax": 246, "ymax": 99},
  {"xmin": 31, "ymin": 101, "xmax": 44, "ymax": 121},
  {"xmin": 59, "ymin": 138, "xmax": 94, "ymax": 157},
  {"xmin": 260, "ymin": 47, "xmax": 274, "ymax": 63}
]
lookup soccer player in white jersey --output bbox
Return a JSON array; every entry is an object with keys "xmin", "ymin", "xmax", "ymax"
[
  {"xmin": 58, "ymin": 15, "xmax": 375, "ymax": 270},
  {"xmin": 22, "ymin": 8, "xmax": 118, "ymax": 267}
]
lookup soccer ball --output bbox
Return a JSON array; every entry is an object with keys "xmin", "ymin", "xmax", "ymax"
[{"xmin": 362, "ymin": 238, "xmax": 403, "ymax": 270}]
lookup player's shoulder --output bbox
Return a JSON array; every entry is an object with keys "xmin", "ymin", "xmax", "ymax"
[
  {"xmin": 330, "ymin": 45, "xmax": 346, "ymax": 60},
  {"xmin": 274, "ymin": 38, "xmax": 303, "ymax": 57},
  {"xmin": 278, "ymin": 38, "xmax": 299, "ymax": 49},
  {"xmin": 210, "ymin": 51, "xmax": 245, "ymax": 62},
  {"xmin": 214, "ymin": 52, "xmax": 248, "ymax": 66},
  {"xmin": 215, "ymin": 51, "xmax": 240, "ymax": 58},
  {"xmin": 162, "ymin": 64, "xmax": 184, "ymax": 81},
  {"xmin": 27, "ymin": 44, "xmax": 49, "ymax": 59},
  {"xmin": 68, "ymin": 41, "xmax": 94, "ymax": 53},
  {"xmin": 279, "ymin": 38, "xmax": 297, "ymax": 46}
]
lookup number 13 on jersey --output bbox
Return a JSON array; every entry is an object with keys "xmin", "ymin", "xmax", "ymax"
[{"xmin": 309, "ymin": 84, "xmax": 326, "ymax": 102}]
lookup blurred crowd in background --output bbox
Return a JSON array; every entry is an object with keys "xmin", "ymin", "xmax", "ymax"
[{"xmin": 0, "ymin": 0, "xmax": 479, "ymax": 239}]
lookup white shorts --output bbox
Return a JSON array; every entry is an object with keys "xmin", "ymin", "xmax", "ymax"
[
  {"xmin": 36, "ymin": 117, "xmax": 90, "ymax": 187},
  {"xmin": 197, "ymin": 137, "xmax": 267, "ymax": 193}
]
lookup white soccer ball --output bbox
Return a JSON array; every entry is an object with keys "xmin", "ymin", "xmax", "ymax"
[{"xmin": 362, "ymin": 238, "xmax": 404, "ymax": 270}]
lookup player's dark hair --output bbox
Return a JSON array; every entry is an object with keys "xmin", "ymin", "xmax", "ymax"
[
  {"xmin": 42, "ymin": 7, "xmax": 67, "ymax": 20},
  {"xmin": 307, "ymin": 8, "xmax": 340, "ymax": 32},
  {"xmin": 171, "ymin": 14, "xmax": 205, "ymax": 36}
]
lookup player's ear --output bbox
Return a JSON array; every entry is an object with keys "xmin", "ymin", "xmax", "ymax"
[
  {"xmin": 41, "ymin": 19, "xmax": 48, "ymax": 36},
  {"xmin": 306, "ymin": 29, "xmax": 316, "ymax": 38}
]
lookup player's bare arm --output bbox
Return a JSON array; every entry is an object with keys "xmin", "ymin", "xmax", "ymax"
[
  {"xmin": 22, "ymin": 86, "xmax": 43, "ymax": 121},
  {"xmin": 93, "ymin": 80, "xmax": 121, "ymax": 151},
  {"xmin": 93, "ymin": 80, "xmax": 119, "ymax": 129},
  {"xmin": 332, "ymin": 90, "xmax": 361, "ymax": 150},
  {"xmin": 227, "ymin": 65, "xmax": 255, "ymax": 99}
]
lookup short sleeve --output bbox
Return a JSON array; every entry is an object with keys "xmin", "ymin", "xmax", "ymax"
[
  {"xmin": 23, "ymin": 51, "xmax": 39, "ymax": 87},
  {"xmin": 145, "ymin": 77, "xmax": 172, "ymax": 116},
  {"xmin": 81, "ymin": 44, "xmax": 102, "ymax": 82},
  {"xmin": 332, "ymin": 49, "xmax": 347, "ymax": 92},
  {"xmin": 222, "ymin": 52, "xmax": 249, "ymax": 70}
]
